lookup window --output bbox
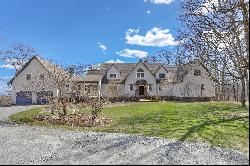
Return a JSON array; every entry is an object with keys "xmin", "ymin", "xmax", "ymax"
[
  {"xmin": 65, "ymin": 84, "xmax": 70, "ymax": 91},
  {"xmin": 84, "ymin": 84, "xmax": 98, "ymax": 92},
  {"xmin": 137, "ymin": 68, "xmax": 144, "ymax": 78},
  {"xmin": 159, "ymin": 73, "xmax": 166, "ymax": 79},
  {"xmin": 93, "ymin": 85, "xmax": 98, "ymax": 91},
  {"xmin": 78, "ymin": 84, "xmax": 82, "ymax": 91},
  {"xmin": 110, "ymin": 74, "xmax": 117, "ymax": 79},
  {"xmin": 159, "ymin": 85, "xmax": 162, "ymax": 91},
  {"xmin": 129, "ymin": 85, "xmax": 133, "ymax": 91},
  {"xmin": 201, "ymin": 84, "xmax": 204, "ymax": 90},
  {"xmin": 194, "ymin": 69, "xmax": 201, "ymax": 76},
  {"xmin": 39, "ymin": 74, "xmax": 45, "ymax": 80},
  {"xmin": 26, "ymin": 74, "xmax": 31, "ymax": 81},
  {"xmin": 85, "ymin": 84, "xmax": 90, "ymax": 92},
  {"xmin": 148, "ymin": 84, "xmax": 152, "ymax": 91}
]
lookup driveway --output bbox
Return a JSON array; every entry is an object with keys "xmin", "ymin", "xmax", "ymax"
[{"xmin": 0, "ymin": 106, "xmax": 249, "ymax": 165}]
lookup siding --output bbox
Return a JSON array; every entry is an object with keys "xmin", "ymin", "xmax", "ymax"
[{"xmin": 11, "ymin": 58, "xmax": 58, "ymax": 104}]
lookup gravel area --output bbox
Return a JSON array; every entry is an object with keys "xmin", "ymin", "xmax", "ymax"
[
  {"xmin": 0, "ymin": 105, "xmax": 41, "ymax": 127},
  {"xmin": 0, "ymin": 106, "xmax": 249, "ymax": 165}
]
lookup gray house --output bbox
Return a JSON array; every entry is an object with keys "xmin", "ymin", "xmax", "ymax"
[
  {"xmin": 80, "ymin": 60, "xmax": 216, "ymax": 99},
  {"xmin": 8, "ymin": 56, "xmax": 216, "ymax": 105}
]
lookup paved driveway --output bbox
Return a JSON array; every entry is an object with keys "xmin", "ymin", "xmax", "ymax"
[{"xmin": 0, "ymin": 106, "xmax": 249, "ymax": 165}]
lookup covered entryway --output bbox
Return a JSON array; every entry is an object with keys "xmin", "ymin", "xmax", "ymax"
[
  {"xmin": 135, "ymin": 80, "xmax": 148, "ymax": 98},
  {"xmin": 139, "ymin": 86, "xmax": 145, "ymax": 96},
  {"xmin": 16, "ymin": 91, "xmax": 32, "ymax": 105}
]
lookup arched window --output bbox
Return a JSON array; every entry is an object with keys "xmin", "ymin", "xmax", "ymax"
[{"xmin": 137, "ymin": 68, "xmax": 144, "ymax": 78}]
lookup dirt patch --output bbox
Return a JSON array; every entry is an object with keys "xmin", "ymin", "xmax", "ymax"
[{"xmin": 35, "ymin": 113, "xmax": 112, "ymax": 127}]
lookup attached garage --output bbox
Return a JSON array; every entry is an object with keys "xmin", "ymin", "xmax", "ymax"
[
  {"xmin": 37, "ymin": 91, "xmax": 53, "ymax": 105},
  {"xmin": 16, "ymin": 91, "xmax": 32, "ymax": 105}
]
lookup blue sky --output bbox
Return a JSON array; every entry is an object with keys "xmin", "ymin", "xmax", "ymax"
[{"xmin": 0, "ymin": 0, "xmax": 180, "ymax": 94}]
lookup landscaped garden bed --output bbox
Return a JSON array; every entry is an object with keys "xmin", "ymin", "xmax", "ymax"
[{"xmin": 34, "ymin": 113, "xmax": 112, "ymax": 127}]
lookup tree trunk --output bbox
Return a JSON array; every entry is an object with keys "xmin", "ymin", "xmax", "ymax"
[
  {"xmin": 62, "ymin": 101, "xmax": 67, "ymax": 116},
  {"xmin": 233, "ymin": 83, "xmax": 237, "ymax": 101},
  {"xmin": 59, "ymin": 98, "xmax": 67, "ymax": 116},
  {"xmin": 219, "ymin": 63, "xmax": 226, "ymax": 101},
  {"xmin": 246, "ymin": 70, "xmax": 249, "ymax": 103},
  {"xmin": 240, "ymin": 77, "xmax": 246, "ymax": 107}
]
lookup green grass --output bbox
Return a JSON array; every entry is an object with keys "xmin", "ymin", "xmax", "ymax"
[{"xmin": 9, "ymin": 101, "xmax": 249, "ymax": 153}]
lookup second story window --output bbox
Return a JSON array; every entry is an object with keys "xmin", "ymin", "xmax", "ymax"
[
  {"xmin": 26, "ymin": 74, "xmax": 31, "ymax": 81},
  {"xmin": 137, "ymin": 68, "xmax": 144, "ymax": 78},
  {"xmin": 159, "ymin": 73, "xmax": 166, "ymax": 79},
  {"xmin": 110, "ymin": 74, "xmax": 117, "ymax": 79},
  {"xmin": 194, "ymin": 69, "xmax": 201, "ymax": 76}
]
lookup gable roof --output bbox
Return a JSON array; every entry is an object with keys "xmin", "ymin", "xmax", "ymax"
[
  {"xmin": 106, "ymin": 63, "xmax": 121, "ymax": 75},
  {"xmin": 123, "ymin": 60, "xmax": 157, "ymax": 81},
  {"xmin": 154, "ymin": 65, "xmax": 169, "ymax": 74},
  {"xmin": 89, "ymin": 61, "xmax": 175, "ymax": 77},
  {"xmin": 86, "ymin": 59, "xmax": 216, "ymax": 83},
  {"xmin": 8, "ymin": 56, "xmax": 68, "ymax": 85}
]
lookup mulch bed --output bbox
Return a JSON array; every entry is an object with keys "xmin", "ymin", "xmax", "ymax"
[{"xmin": 35, "ymin": 113, "xmax": 112, "ymax": 127}]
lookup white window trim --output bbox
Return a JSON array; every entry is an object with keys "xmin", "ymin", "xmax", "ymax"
[
  {"xmin": 129, "ymin": 84, "xmax": 133, "ymax": 91},
  {"xmin": 159, "ymin": 73, "xmax": 166, "ymax": 79},
  {"xmin": 148, "ymin": 84, "xmax": 152, "ymax": 91},
  {"xmin": 136, "ymin": 69, "xmax": 145, "ymax": 78},
  {"xmin": 110, "ymin": 73, "xmax": 117, "ymax": 79}
]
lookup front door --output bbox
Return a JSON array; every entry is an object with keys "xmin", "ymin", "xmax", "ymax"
[{"xmin": 139, "ymin": 86, "xmax": 144, "ymax": 96}]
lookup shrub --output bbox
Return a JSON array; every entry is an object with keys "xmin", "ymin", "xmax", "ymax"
[{"xmin": 88, "ymin": 99, "xmax": 105, "ymax": 120}]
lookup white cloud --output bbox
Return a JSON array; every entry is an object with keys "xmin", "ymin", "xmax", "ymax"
[
  {"xmin": 147, "ymin": 10, "xmax": 151, "ymax": 14},
  {"xmin": 1, "ymin": 58, "xmax": 26, "ymax": 70},
  {"xmin": 116, "ymin": 49, "xmax": 148, "ymax": 59},
  {"xmin": 0, "ymin": 64, "xmax": 15, "ymax": 69},
  {"xmin": 105, "ymin": 59, "xmax": 124, "ymax": 63},
  {"xmin": 125, "ymin": 27, "xmax": 178, "ymax": 47},
  {"xmin": 144, "ymin": 0, "xmax": 174, "ymax": 5},
  {"xmin": 98, "ymin": 42, "xmax": 107, "ymax": 51}
]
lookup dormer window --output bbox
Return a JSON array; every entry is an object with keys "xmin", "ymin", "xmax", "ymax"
[
  {"xmin": 137, "ymin": 68, "xmax": 144, "ymax": 78},
  {"xmin": 159, "ymin": 73, "xmax": 166, "ymax": 79},
  {"xmin": 110, "ymin": 74, "xmax": 117, "ymax": 79},
  {"xmin": 194, "ymin": 70, "xmax": 201, "ymax": 76}
]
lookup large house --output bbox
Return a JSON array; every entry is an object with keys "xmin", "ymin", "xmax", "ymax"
[{"xmin": 8, "ymin": 56, "xmax": 216, "ymax": 105}]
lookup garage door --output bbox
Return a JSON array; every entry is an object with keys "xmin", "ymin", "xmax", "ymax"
[
  {"xmin": 16, "ymin": 91, "xmax": 32, "ymax": 105},
  {"xmin": 37, "ymin": 91, "xmax": 53, "ymax": 105}
]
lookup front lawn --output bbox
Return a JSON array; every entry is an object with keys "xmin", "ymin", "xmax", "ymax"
[{"xmin": 9, "ymin": 101, "xmax": 249, "ymax": 153}]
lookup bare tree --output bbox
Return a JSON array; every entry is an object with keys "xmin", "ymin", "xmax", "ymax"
[
  {"xmin": 144, "ymin": 49, "xmax": 179, "ymax": 67},
  {"xmin": 1, "ymin": 43, "xmax": 40, "ymax": 73},
  {"xmin": 178, "ymin": 0, "xmax": 249, "ymax": 107}
]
